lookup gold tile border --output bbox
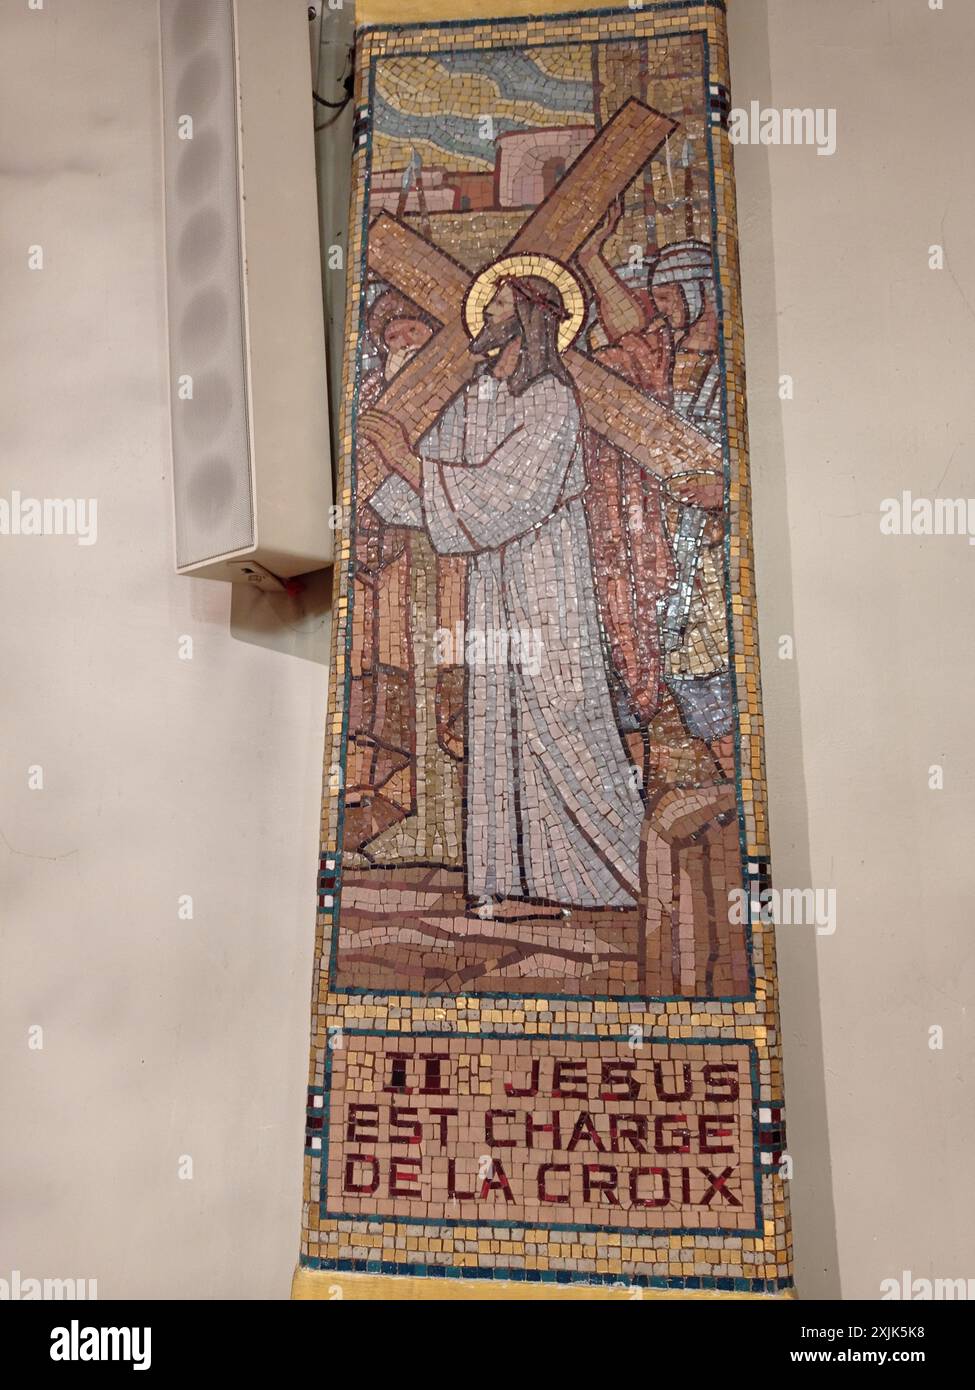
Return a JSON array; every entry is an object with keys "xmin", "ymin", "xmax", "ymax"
[
  {"xmin": 356, "ymin": 0, "xmax": 668, "ymax": 24},
  {"xmin": 293, "ymin": 1267, "xmax": 797, "ymax": 1301}
]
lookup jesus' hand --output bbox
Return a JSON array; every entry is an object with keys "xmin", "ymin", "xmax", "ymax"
[{"xmin": 358, "ymin": 410, "xmax": 422, "ymax": 491}]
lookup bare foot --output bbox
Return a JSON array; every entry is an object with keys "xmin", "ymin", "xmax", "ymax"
[{"xmin": 467, "ymin": 897, "xmax": 568, "ymax": 923}]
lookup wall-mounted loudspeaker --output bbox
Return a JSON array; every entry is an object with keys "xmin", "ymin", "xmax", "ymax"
[{"xmin": 158, "ymin": 0, "xmax": 333, "ymax": 582}]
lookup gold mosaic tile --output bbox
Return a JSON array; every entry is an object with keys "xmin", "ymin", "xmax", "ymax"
[{"xmin": 296, "ymin": 0, "xmax": 792, "ymax": 1299}]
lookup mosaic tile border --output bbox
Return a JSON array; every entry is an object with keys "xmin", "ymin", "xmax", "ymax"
[{"xmin": 296, "ymin": 0, "xmax": 792, "ymax": 1298}]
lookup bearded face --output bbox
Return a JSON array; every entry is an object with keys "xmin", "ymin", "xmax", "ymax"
[
  {"xmin": 467, "ymin": 276, "xmax": 572, "ymax": 395},
  {"xmin": 468, "ymin": 281, "xmax": 519, "ymax": 358}
]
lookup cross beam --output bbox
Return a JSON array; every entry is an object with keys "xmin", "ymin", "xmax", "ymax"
[
  {"xmin": 368, "ymin": 100, "xmax": 689, "ymax": 439},
  {"xmin": 367, "ymin": 215, "xmax": 721, "ymax": 478}
]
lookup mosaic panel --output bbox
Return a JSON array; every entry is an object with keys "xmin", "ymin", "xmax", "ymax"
[{"xmin": 297, "ymin": 0, "xmax": 793, "ymax": 1298}]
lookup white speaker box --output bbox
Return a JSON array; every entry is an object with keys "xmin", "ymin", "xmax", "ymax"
[{"xmin": 159, "ymin": 0, "xmax": 334, "ymax": 582}]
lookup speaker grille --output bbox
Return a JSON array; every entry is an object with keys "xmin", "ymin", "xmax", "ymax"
[{"xmin": 160, "ymin": 0, "xmax": 255, "ymax": 569}]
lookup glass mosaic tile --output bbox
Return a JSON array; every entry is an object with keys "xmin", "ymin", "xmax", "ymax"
[{"xmin": 294, "ymin": 0, "xmax": 793, "ymax": 1300}]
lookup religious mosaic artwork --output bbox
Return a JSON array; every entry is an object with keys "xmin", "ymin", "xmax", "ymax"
[{"xmin": 295, "ymin": 0, "xmax": 793, "ymax": 1299}]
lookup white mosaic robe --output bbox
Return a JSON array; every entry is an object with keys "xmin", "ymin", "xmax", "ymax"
[{"xmin": 371, "ymin": 371, "xmax": 644, "ymax": 907}]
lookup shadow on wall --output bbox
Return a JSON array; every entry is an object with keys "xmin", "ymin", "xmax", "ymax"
[{"xmin": 230, "ymin": 567, "xmax": 333, "ymax": 664}]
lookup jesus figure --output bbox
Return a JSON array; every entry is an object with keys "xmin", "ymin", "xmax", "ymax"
[{"xmin": 358, "ymin": 271, "xmax": 645, "ymax": 919}]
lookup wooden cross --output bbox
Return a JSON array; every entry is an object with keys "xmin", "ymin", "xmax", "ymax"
[{"xmin": 361, "ymin": 99, "xmax": 722, "ymax": 482}]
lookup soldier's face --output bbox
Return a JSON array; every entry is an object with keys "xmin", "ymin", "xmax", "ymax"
[
  {"xmin": 469, "ymin": 283, "xmax": 519, "ymax": 356},
  {"xmin": 383, "ymin": 318, "xmax": 433, "ymax": 380},
  {"xmin": 385, "ymin": 318, "xmax": 432, "ymax": 354},
  {"xmin": 652, "ymin": 282, "xmax": 688, "ymax": 330}
]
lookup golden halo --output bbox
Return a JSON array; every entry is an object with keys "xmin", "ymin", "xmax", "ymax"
[{"xmin": 464, "ymin": 254, "xmax": 585, "ymax": 355}]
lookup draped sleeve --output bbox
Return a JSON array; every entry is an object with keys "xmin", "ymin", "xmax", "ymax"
[{"xmin": 421, "ymin": 376, "xmax": 579, "ymax": 554}]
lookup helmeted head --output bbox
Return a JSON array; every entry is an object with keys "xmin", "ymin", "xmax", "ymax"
[{"xmin": 649, "ymin": 240, "xmax": 714, "ymax": 332}]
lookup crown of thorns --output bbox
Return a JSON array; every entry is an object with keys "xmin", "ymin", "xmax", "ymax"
[{"xmin": 501, "ymin": 275, "xmax": 570, "ymax": 320}]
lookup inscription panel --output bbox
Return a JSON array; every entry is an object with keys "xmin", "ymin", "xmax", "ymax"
[{"xmin": 325, "ymin": 1035, "xmax": 758, "ymax": 1233}]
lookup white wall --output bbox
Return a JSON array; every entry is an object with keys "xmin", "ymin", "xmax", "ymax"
[
  {"xmin": 1, "ymin": 0, "xmax": 972, "ymax": 1300},
  {"xmin": 0, "ymin": 0, "xmax": 328, "ymax": 1299},
  {"xmin": 731, "ymin": 0, "xmax": 975, "ymax": 1299}
]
